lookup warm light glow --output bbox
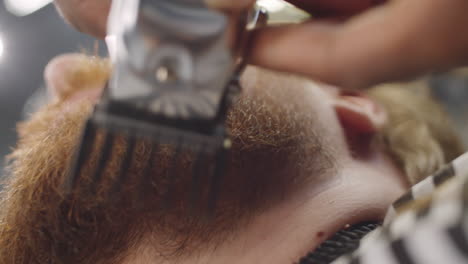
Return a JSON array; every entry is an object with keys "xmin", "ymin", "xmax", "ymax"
[
  {"xmin": 4, "ymin": 0, "xmax": 53, "ymax": 16},
  {"xmin": 257, "ymin": 0, "xmax": 288, "ymax": 12},
  {"xmin": 0, "ymin": 35, "xmax": 4, "ymax": 60},
  {"xmin": 256, "ymin": 0, "xmax": 310, "ymax": 24}
]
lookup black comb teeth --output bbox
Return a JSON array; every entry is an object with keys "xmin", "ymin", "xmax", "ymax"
[
  {"xmin": 162, "ymin": 138, "xmax": 183, "ymax": 210},
  {"xmin": 91, "ymin": 129, "xmax": 116, "ymax": 193},
  {"xmin": 110, "ymin": 132, "xmax": 136, "ymax": 196},
  {"xmin": 63, "ymin": 101, "xmax": 233, "ymax": 217},
  {"xmin": 189, "ymin": 143, "xmax": 206, "ymax": 212},
  {"xmin": 64, "ymin": 119, "xmax": 97, "ymax": 194},
  {"xmin": 136, "ymin": 140, "xmax": 158, "ymax": 209},
  {"xmin": 207, "ymin": 144, "xmax": 229, "ymax": 215}
]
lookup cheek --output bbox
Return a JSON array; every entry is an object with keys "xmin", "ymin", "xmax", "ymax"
[
  {"xmin": 302, "ymin": 83, "xmax": 347, "ymax": 149},
  {"xmin": 305, "ymin": 84, "xmax": 342, "ymax": 124},
  {"xmin": 240, "ymin": 67, "xmax": 347, "ymax": 153}
]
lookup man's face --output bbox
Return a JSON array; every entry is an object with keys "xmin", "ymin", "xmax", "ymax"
[
  {"xmin": 2, "ymin": 54, "xmax": 387, "ymax": 264},
  {"xmin": 0, "ymin": 0, "xmax": 462, "ymax": 262},
  {"xmin": 2, "ymin": 47, "xmax": 462, "ymax": 263},
  {"xmin": 41, "ymin": 55, "xmax": 347, "ymax": 213}
]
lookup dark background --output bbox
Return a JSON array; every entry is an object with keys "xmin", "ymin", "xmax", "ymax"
[
  {"xmin": 0, "ymin": 2, "xmax": 466, "ymax": 176},
  {"xmin": 0, "ymin": 3, "xmax": 105, "ymax": 174}
]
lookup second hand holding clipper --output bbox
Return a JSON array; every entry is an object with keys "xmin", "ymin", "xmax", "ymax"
[{"xmin": 64, "ymin": 0, "xmax": 266, "ymax": 215}]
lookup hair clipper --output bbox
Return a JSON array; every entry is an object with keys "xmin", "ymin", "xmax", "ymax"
[{"xmin": 64, "ymin": 0, "xmax": 267, "ymax": 215}]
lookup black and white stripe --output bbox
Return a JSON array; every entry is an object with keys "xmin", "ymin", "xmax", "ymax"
[
  {"xmin": 384, "ymin": 153, "xmax": 468, "ymax": 225},
  {"xmin": 331, "ymin": 152, "xmax": 468, "ymax": 264}
]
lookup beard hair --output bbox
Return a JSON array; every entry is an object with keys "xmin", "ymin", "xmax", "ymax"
[{"xmin": 0, "ymin": 68, "xmax": 334, "ymax": 264}]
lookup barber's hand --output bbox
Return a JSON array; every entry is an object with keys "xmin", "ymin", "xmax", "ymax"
[
  {"xmin": 252, "ymin": 0, "xmax": 468, "ymax": 88},
  {"xmin": 54, "ymin": 0, "xmax": 468, "ymax": 89},
  {"xmin": 54, "ymin": 0, "xmax": 111, "ymax": 39},
  {"xmin": 53, "ymin": 0, "xmax": 253, "ymax": 39},
  {"xmin": 53, "ymin": 0, "xmax": 378, "ymax": 38}
]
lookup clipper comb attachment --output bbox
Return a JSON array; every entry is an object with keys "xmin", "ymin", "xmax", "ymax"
[{"xmin": 64, "ymin": 0, "xmax": 267, "ymax": 215}]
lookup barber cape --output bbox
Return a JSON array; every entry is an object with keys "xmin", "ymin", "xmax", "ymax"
[{"xmin": 329, "ymin": 152, "xmax": 468, "ymax": 264}]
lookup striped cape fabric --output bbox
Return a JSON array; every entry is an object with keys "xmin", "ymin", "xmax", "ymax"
[{"xmin": 331, "ymin": 152, "xmax": 468, "ymax": 264}]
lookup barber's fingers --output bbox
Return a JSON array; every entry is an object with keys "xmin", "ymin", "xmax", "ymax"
[
  {"xmin": 285, "ymin": 0, "xmax": 386, "ymax": 18},
  {"xmin": 54, "ymin": 0, "xmax": 110, "ymax": 39},
  {"xmin": 250, "ymin": 0, "xmax": 468, "ymax": 89},
  {"xmin": 205, "ymin": 0, "xmax": 382, "ymax": 17},
  {"xmin": 53, "ymin": 0, "xmax": 254, "ymax": 39}
]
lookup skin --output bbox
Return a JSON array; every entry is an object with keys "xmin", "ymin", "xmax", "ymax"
[
  {"xmin": 43, "ymin": 2, "xmax": 416, "ymax": 262},
  {"xmin": 37, "ymin": 53, "xmax": 408, "ymax": 264},
  {"xmin": 0, "ymin": 1, "xmax": 459, "ymax": 263},
  {"xmin": 54, "ymin": 0, "xmax": 468, "ymax": 89}
]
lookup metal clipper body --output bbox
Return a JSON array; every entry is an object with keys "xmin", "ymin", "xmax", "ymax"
[{"xmin": 64, "ymin": 0, "xmax": 266, "ymax": 214}]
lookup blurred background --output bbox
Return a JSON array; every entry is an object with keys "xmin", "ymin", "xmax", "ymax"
[
  {"xmin": 0, "ymin": 0, "xmax": 106, "ymax": 174},
  {"xmin": 0, "ymin": 0, "xmax": 466, "ymax": 175}
]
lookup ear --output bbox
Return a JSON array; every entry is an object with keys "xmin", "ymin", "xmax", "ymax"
[
  {"xmin": 332, "ymin": 90, "xmax": 387, "ymax": 153},
  {"xmin": 44, "ymin": 53, "xmax": 109, "ymax": 101}
]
